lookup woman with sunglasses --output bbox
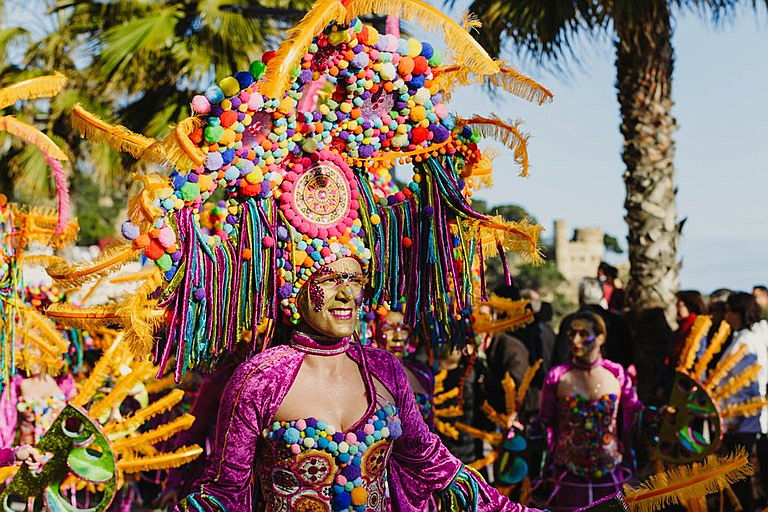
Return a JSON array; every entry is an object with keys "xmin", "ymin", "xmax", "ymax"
[{"xmin": 531, "ymin": 312, "xmax": 643, "ymax": 510}]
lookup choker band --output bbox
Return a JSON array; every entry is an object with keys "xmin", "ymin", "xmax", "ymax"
[
  {"xmin": 571, "ymin": 356, "xmax": 602, "ymax": 371},
  {"xmin": 290, "ymin": 331, "xmax": 351, "ymax": 356}
]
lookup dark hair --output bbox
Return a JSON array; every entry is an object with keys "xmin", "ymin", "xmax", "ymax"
[
  {"xmin": 598, "ymin": 261, "xmax": 618, "ymax": 279},
  {"xmin": 676, "ymin": 290, "xmax": 707, "ymax": 316},
  {"xmin": 726, "ymin": 292, "xmax": 762, "ymax": 329},
  {"xmin": 493, "ymin": 282, "xmax": 521, "ymax": 301},
  {"xmin": 570, "ymin": 311, "xmax": 607, "ymax": 338},
  {"xmin": 709, "ymin": 288, "xmax": 732, "ymax": 302},
  {"xmin": 754, "ymin": 285, "xmax": 768, "ymax": 294}
]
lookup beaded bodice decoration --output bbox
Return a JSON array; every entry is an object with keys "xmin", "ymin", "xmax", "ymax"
[
  {"xmin": 260, "ymin": 401, "xmax": 402, "ymax": 512},
  {"xmin": 17, "ymin": 393, "xmax": 67, "ymax": 444},
  {"xmin": 554, "ymin": 394, "xmax": 622, "ymax": 478}
]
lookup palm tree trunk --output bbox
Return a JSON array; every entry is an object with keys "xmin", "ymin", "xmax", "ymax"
[{"xmin": 615, "ymin": 2, "xmax": 681, "ymax": 325}]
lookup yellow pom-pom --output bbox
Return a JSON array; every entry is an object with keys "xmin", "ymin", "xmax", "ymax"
[
  {"xmin": 351, "ymin": 487, "xmax": 368, "ymax": 506},
  {"xmin": 370, "ymin": 214, "xmax": 381, "ymax": 225},
  {"xmin": 220, "ymin": 77, "xmax": 240, "ymax": 97}
]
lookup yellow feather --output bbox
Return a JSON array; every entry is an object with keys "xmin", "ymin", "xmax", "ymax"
[
  {"xmin": 0, "ymin": 116, "xmax": 68, "ymax": 161},
  {"xmin": 105, "ymin": 389, "xmax": 185, "ymax": 435},
  {"xmin": 23, "ymin": 331, "xmax": 67, "ymax": 361},
  {"xmin": 705, "ymin": 344, "xmax": 749, "ymax": 391},
  {"xmin": 259, "ymin": 0, "xmax": 346, "ymax": 99},
  {"xmin": 71, "ymin": 333, "xmax": 124, "ymax": 407},
  {"xmin": 0, "ymin": 466, "xmax": 18, "ymax": 482},
  {"xmin": 502, "ymin": 372, "xmax": 517, "ymax": 417},
  {"xmin": 144, "ymin": 117, "xmax": 205, "ymax": 170},
  {"xmin": 676, "ymin": 315, "xmax": 711, "ymax": 373},
  {"xmin": 20, "ymin": 306, "xmax": 69, "ymax": 351},
  {"xmin": 71, "ymin": 104, "xmax": 155, "ymax": 158},
  {"xmin": 516, "ymin": 360, "xmax": 543, "ymax": 407},
  {"xmin": 45, "ymin": 303, "xmax": 128, "ymax": 330},
  {"xmin": 0, "ymin": 73, "xmax": 67, "ymax": 109},
  {"xmin": 467, "ymin": 450, "xmax": 498, "ymax": 471},
  {"xmin": 712, "ymin": 363, "xmax": 761, "ymax": 401},
  {"xmin": 110, "ymin": 269, "xmax": 160, "ymax": 284},
  {"xmin": 143, "ymin": 374, "xmax": 177, "ymax": 395},
  {"xmin": 112, "ymin": 414, "xmax": 195, "ymax": 452},
  {"xmin": 434, "ymin": 61, "xmax": 553, "ymax": 106},
  {"xmin": 46, "ymin": 242, "xmax": 140, "ymax": 289},
  {"xmin": 623, "ymin": 449, "xmax": 753, "ymax": 512},
  {"xmin": 472, "ymin": 310, "xmax": 535, "ymax": 335},
  {"xmin": 114, "ymin": 269, "xmax": 165, "ymax": 358},
  {"xmin": 127, "ymin": 174, "xmax": 168, "ymax": 229},
  {"xmin": 433, "ymin": 386, "xmax": 460, "ymax": 405},
  {"xmin": 80, "ymin": 275, "xmax": 108, "ymax": 304},
  {"xmin": 470, "ymin": 216, "xmax": 544, "ymax": 266},
  {"xmin": 117, "ymin": 445, "xmax": 203, "ymax": 473},
  {"xmin": 435, "ymin": 419, "xmax": 460, "ymax": 441},
  {"xmin": 455, "ymin": 422, "xmax": 502, "ymax": 445},
  {"xmin": 481, "ymin": 401, "xmax": 508, "ymax": 429},
  {"xmin": 344, "ymin": 0, "xmax": 499, "ymax": 79},
  {"xmin": 456, "ymin": 115, "xmax": 529, "ymax": 176},
  {"xmin": 433, "ymin": 369, "xmax": 447, "ymax": 394},
  {"xmin": 433, "ymin": 405, "xmax": 463, "ymax": 418},
  {"xmin": 693, "ymin": 320, "xmax": 731, "ymax": 380},
  {"xmin": 720, "ymin": 397, "xmax": 768, "ymax": 418},
  {"xmin": 89, "ymin": 360, "xmax": 155, "ymax": 419}
]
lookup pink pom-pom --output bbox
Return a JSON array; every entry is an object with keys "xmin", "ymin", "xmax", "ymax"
[
  {"xmin": 157, "ymin": 227, "xmax": 176, "ymax": 248},
  {"xmin": 191, "ymin": 95, "xmax": 211, "ymax": 114},
  {"xmin": 263, "ymin": 236, "xmax": 275, "ymax": 247}
]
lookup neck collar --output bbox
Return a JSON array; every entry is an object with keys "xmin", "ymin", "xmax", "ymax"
[
  {"xmin": 290, "ymin": 330, "xmax": 351, "ymax": 356},
  {"xmin": 571, "ymin": 355, "xmax": 602, "ymax": 371}
]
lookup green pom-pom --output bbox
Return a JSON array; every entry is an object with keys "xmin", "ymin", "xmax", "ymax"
[
  {"xmin": 301, "ymin": 138, "xmax": 319, "ymax": 153},
  {"xmin": 249, "ymin": 60, "xmax": 266, "ymax": 79},
  {"xmin": 180, "ymin": 182, "xmax": 200, "ymax": 201},
  {"xmin": 156, "ymin": 253, "xmax": 173, "ymax": 271},
  {"xmin": 428, "ymin": 49, "xmax": 443, "ymax": 67},
  {"xmin": 204, "ymin": 125, "xmax": 224, "ymax": 143}
]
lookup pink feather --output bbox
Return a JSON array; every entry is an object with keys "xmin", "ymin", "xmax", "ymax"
[
  {"xmin": 43, "ymin": 152, "xmax": 70, "ymax": 234},
  {"xmin": 297, "ymin": 76, "xmax": 327, "ymax": 113},
  {"xmin": 386, "ymin": 16, "xmax": 400, "ymax": 37}
]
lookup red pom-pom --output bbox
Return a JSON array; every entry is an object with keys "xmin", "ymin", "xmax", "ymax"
[
  {"xmin": 262, "ymin": 236, "xmax": 275, "ymax": 248},
  {"xmin": 412, "ymin": 56, "xmax": 429, "ymax": 75},
  {"xmin": 262, "ymin": 51, "xmax": 276, "ymax": 63},
  {"xmin": 395, "ymin": 192, "xmax": 405, "ymax": 202},
  {"xmin": 220, "ymin": 110, "xmax": 238, "ymax": 128},
  {"xmin": 242, "ymin": 248, "xmax": 253, "ymax": 259},
  {"xmin": 133, "ymin": 233, "xmax": 150, "ymax": 249},
  {"xmin": 145, "ymin": 240, "xmax": 165, "ymax": 260},
  {"xmin": 402, "ymin": 237, "xmax": 413, "ymax": 248},
  {"xmin": 410, "ymin": 126, "xmax": 429, "ymax": 145},
  {"xmin": 189, "ymin": 128, "xmax": 203, "ymax": 144}
]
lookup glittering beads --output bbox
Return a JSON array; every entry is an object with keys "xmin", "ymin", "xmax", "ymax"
[{"xmin": 265, "ymin": 405, "xmax": 401, "ymax": 512}]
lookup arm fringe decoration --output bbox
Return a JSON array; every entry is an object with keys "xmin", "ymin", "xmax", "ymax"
[
  {"xmin": 143, "ymin": 373, "xmax": 177, "ymax": 394},
  {"xmin": 472, "ymin": 217, "xmax": 544, "ymax": 265},
  {"xmin": 343, "ymin": 0, "xmax": 499, "ymax": 79},
  {"xmin": 712, "ymin": 363, "xmax": 761, "ymax": 402},
  {"xmin": 455, "ymin": 422, "xmax": 502, "ymax": 446},
  {"xmin": 0, "ymin": 73, "xmax": 67, "ymax": 109},
  {"xmin": 104, "ymin": 389, "xmax": 185, "ymax": 435},
  {"xmin": 467, "ymin": 451, "xmax": 498, "ymax": 471},
  {"xmin": 0, "ymin": 116, "xmax": 68, "ymax": 161},
  {"xmin": 46, "ymin": 242, "xmax": 140, "ymax": 289},
  {"xmin": 112, "ymin": 414, "xmax": 195, "ymax": 451},
  {"xmin": 705, "ymin": 344, "xmax": 748, "ymax": 391},
  {"xmin": 502, "ymin": 373, "xmax": 517, "ymax": 421},
  {"xmin": 89, "ymin": 360, "xmax": 155, "ymax": 419},
  {"xmin": 116, "ymin": 445, "xmax": 203, "ymax": 473},
  {"xmin": 721, "ymin": 397, "xmax": 768, "ymax": 418},
  {"xmin": 516, "ymin": 359, "xmax": 542, "ymax": 406},
  {"xmin": 433, "ymin": 386, "xmax": 460, "ymax": 405},
  {"xmin": 71, "ymin": 334, "xmax": 124, "ymax": 407},
  {"xmin": 481, "ymin": 401, "xmax": 508, "ymax": 429},
  {"xmin": 433, "ymin": 405, "xmax": 463, "ymax": 418},
  {"xmin": 622, "ymin": 449, "xmax": 753, "ymax": 512},
  {"xmin": 259, "ymin": 0, "xmax": 346, "ymax": 99},
  {"xmin": 693, "ymin": 320, "xmax": 731, "ymax": 380},
  {"xmin": 455, "ymin": 115, "xmax": 529, "ymax": 176},
  {"xmin": 676, "ymin": 315, "xmax": 711, "ymax": 373}
]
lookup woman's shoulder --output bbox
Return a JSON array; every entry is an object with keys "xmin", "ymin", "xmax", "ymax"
[{"xmin": 230, "ymin": 345, "xmax": 299, "ymax": 383}]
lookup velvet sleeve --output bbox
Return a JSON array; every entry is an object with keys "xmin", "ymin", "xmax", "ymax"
[
  {"xmin": 0, "ymin": 447, "xmax": 14, "ymax": 466},
  {"xmin": 0, "ymin": 377, "xmax": 19, "ymax": 448},
  {"xmin": 385, "ymin": 353, "xmax": 541, "ymax": 512},
  {"xmin": 616, "ymin": 362, "xmax": 644, "ymax": 435},
  {"xmin": 177, "ymin": 362, "xmax": 263, "ymax": 512},
  {"xmin": 538, "ymin": 366, "xmax": 561, "ymax": 454}
]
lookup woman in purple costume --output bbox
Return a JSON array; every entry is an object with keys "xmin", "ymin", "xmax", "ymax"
[{"xmin": 532, "ymin": 312, "xmax": 643, "ymax": 511}]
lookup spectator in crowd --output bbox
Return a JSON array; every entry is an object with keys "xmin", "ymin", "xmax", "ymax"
[
  {"xmin": 720, "ymin": 292, "xmax": 768, "ymax": 510},
  {"xmin": 668, "ymin": 290, "xmax": 708, "ymax": 365},
  {"xmin": 521, "ymin": 288, "xmax": 556, "ymax": 373},
  {"xmin": 753, "ymin": 285, "xmax": 768, "ymax": 319},
  {"xmin": 554, "ymin": 278, "xmax": 632, "ymax": 368},
  {"xmin": 598, "ymin": 261, "xmax": 626, "ymax": 312}
]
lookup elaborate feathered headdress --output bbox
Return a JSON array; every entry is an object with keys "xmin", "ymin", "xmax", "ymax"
[{"xmin": 67, "ymin": 0, "xmax": 552, "ymax": 378}]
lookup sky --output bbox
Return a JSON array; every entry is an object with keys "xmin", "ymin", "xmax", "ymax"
[{"xmin": 434, "ymin": 5, "xmax": 768, "ymax": 293}]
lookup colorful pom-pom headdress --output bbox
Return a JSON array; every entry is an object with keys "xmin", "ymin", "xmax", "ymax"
[{"xmin": 67, "ymin": 0, "xmax": 552, "ymax": 378}]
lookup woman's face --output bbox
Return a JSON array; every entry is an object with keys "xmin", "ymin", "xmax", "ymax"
[
  {"xmin": 298, "ymin": 258, "xmax": 366, "ymax": 339},
  {"xmin": 379, "ymin": 311, "xmax": 412, "ymax": 358},
  {"xmin": 676, "ymin": 300, "xmax": 690, "ymax": 322},
  {"xmin": 568, "ymin": 318, "xmax": 604, "ymax": 363}
]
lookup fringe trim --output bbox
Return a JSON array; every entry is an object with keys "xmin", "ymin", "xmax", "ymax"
[
  {"xmin": 516, "ymin": 359, "xmax": 542, "ymax": 406},
  {"xmin": 71, "ymin": 104, "xmax": 154, "ymax": 158},
  {"xmin": 116, "ymin": 445, "xmax": 203, "ymax": 473},
  {"xmin": 472, "ymin": 216, "xmax": 544, "ymax": 265},
  {"xmin": 112, "ymin": 414, "xmax": 195, "ymax": 452},
  {"xmin": 712, "ymin": 363, "xmax": 761, "ymax": 401},
  {"xmin": 71, "ymin": 334, "xmax": 124, "ymax": 407},
  {"xmin": 19, "ymin": 306, "xmax": 69, "ymax": 352},
  {"xmin": 0, "ymin": 73, "xmax": 67, "ymax": 109},
  {"xmin": 721, "ymin": 397, "xmax": 768, "ymax": 418},
  {"xmin": 145, "ymin": 117, "xmax": 205, "ymax": 170},
  {"xmin": 623, "ymin": 449, "xmax": 753, "ymax": 512},
  {"xmin": 456, "ymin": 115, "xmax": 529, "ymax": 177},
  {"xmin": 705, "ymin": 344, "xmax": 748, "ymax": 391},
  {"xmin": 127, "ymin": 174, "xmax": 167, "ymax": 230},
  {"xmin": 259, "ymin": 0, "xmax": 346, "ymax": 99},
  {"xmin": 89, "ymin": 360, "xmax": 155, "ymax": 419},
  {"xmin": 433, "ymin": 61, "xmax": 553, "ymax": 105},
  {"xmin": 0, "ymin": 116, "xmax": 68, "ymax": 161},
  {"xmin": 343, "ymin": 0, "xmax": 499, "ymax": 78}
]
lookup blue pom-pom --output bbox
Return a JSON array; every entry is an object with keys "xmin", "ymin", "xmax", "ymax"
[
  {"xmin": 420, "ymin": 42, "xmax": 434, "ymax": 59},
  {"xmin": 205, "ymin": 86, "xmax": 225, "ymax": 104},
  {"xmin": 333, "ymin": 491, "xmax": 352, "ymax": 509},
  {"xmin": 283, "ymin": 427, "xmax": 300, "ymax": 444},
  {"xmin": 221, "ymin": 148, "xmax": 236, "ymax": 165},
  {"xmin": 408, "ymin": 74, "xmax": 426, "ymax": 88},
  {"xmin": 235, "ymin": 71, "xmax": 254, "ymax": 88}
]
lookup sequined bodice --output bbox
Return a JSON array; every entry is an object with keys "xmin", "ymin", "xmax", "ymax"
[
  {"xmin": 259, "ymin": 403, "xmax": 402, "ymax": 512},
  {"xmin": 554, "ymin": 393, "xmax": 622, "ymax": 478}
]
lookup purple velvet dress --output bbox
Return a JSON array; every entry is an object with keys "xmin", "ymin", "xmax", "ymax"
[
  {"xmin": 532, "ymin": 359, "xmax": 642, "ymax": 510},
  {"xmin": 178, "ymin": 343, "xmax": 540, "ymax": 512}
]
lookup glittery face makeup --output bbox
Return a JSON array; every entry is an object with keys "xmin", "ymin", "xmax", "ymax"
[
  {"xmin": 298, "ymin": 258, "xmax": 367, "ymax": 339},
  {"xmin": 378, "ymin": 311, "xmax": 412, "ymax": 359},
  {"xmin": 568, "ymin": 318, "xmax": 602, "ymax": 362}
]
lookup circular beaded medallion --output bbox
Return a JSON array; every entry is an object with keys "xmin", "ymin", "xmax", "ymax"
[{"xmin": 293, "ymin": 164, "xmax": 350, "ymax": 227}]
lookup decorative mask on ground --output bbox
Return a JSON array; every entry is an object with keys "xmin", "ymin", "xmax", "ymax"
[{"xmin": 66, "ymin": 0, "xmax": 552, "ymax": 378}]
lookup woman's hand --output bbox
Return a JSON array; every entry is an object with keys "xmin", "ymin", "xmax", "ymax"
[{"xmin": 13, "ymin": 445, "xmax": 45, "ymax": 472}]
